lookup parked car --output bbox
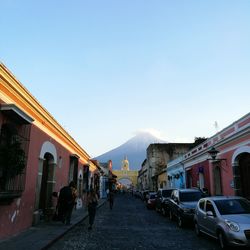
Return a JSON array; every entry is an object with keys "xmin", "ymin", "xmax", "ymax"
[
  {"xmin": 146, "ymin": 192, "xmax": 157, "ymax": 209},
  {"xmin": 155, "ymin": 188, "xmax": 175, "ymax": 215},
  {"xmin": 142, "ymin": 190, "xmax": 153, "ymax": 202},
  {"xmin": 168, "ymin": 188, "xmax": 203, "ymax": 227},
  {"xmin": 194, "ymin": 196, "xmax": 250, "ymax": 249},
  {"xmin": 134, "ymin": 190, "xmax": 142, "ymax": 199}
]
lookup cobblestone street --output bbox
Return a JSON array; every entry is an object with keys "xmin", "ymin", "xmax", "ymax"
[{"xmin": 48, "ymin": 194, "xmax": 220, "ymax": 250}]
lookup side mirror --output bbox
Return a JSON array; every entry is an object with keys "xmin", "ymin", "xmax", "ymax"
[{"xmin": 206, "ymin": 211, "xmax": 214, "ymax": 217}]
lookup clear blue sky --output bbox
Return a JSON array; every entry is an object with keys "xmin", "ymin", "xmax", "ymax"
[{"xmin": 1, "ymin": 1, "xmax": 250, "ymax": 157}]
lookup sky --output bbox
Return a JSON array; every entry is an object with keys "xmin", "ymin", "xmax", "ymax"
[{"xmin": 1, "ymin": 1, "xmax": 250, "ymax": 157}]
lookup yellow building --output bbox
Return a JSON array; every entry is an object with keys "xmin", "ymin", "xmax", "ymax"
[{"xmin": 113, "ymin": 156, "xmax": 138, "ymax": 189}]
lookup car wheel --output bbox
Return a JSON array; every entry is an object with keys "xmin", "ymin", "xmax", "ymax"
[
  {"xmin": 177, "ymin": 215, "xmax": 183, "ymax": 228},
  {"xmin": 218, "ymin": 231, "xmax": 228, "ymax": 249},
  {"xmin": 194, "ymin": 222, "xmax": 201, "ymax": 237},
  {"xmin": 169, "ymin": 210, "xmax": 174, "ymax": 221}
]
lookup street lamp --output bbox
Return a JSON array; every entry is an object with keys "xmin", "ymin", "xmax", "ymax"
[
  {"xmin": 207, "ymin": 146, "xmax": 227, "ymax": 167},
  {"xmin": 207, "ymin": 147, "xmax": 219, "ymax": 160}
]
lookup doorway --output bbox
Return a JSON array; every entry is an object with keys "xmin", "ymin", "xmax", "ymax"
[
  {"xmin": 198, "ymin": 172, "xmax": 205, "ymax": 189},
  {"xmin": 39, "ymin": 153, "xmax": 54, "ymax": 211},
  {"xmin": 239, "ymin": 153, "xmax": 250, "ymax": 199}
]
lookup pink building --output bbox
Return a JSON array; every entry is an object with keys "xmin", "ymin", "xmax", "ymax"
[
  {"xmin": 0, "ymin": 64, "xmax": 99, "ymax": 239},
  {"xmin": 183, "ymin": 113, "xmax": 250, "ymax": 199}
]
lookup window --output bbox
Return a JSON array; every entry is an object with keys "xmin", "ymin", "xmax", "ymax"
[
  {"xmin": 180, "ymin": 191, "xmax": 202, "ymax": 202},
  {"xmin": 0, "ymin": 121, "xmax": 30, "ymax": 202},
  {"xmin": 205, "ymin": 200, "xmax": 216, "ymax": 216},
  {"xmin": 0, "ymin": 104, "xmax": 33, "ymax": 203},
  {"xmin": 69, "ymin": 155, "xmax": 79, "ymax": 184},
  {"xmin": 162, "ymin": 189, "xmax": 173, "ymax": 198},
  {"xmin": 214, "ymin": 199, "xmax": 250, "ymax": 215},
  {"xmin": 199, "ymin": 199, "xmax": 205, "ymax": 211}
]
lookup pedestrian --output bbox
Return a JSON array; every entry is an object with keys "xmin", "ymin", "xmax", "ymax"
[
  {"xmin": 108, "ymin": 190, "xmax": 114, "ymax": 210},
  {"xmin": 58, "ymin": 181, "xmax": 77, "ymax": 225},
  {"xmin": 86, "ymin": 188, "xmax": 99, "ymax": 230}
]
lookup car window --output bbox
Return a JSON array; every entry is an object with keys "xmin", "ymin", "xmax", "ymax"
[
  {"xmin": 179, "ymin": 191, "xmax": 202, "ymax": 202},
  {"xmin": 214, "ymin": 199, "xmax": 250, "ymax": 215},
  {"xmin": 205, "ymin": 200, "xmax": 216, "ymax": 216},
  {"xmin": 162, "ymin": 190, "xmax": 172, "ymax": 198},
  {"xmin": 199, "ymin": 199, "xmax": 205, "ymax": 211},
  {"xmin": 172, "ymin": 190, "xmax": 177, "ymax": 199}
]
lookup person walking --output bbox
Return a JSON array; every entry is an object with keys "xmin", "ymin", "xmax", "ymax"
[
  {"xmin": 108, "ymin": 190, "xmax": 114, "ymax": 210},
  {"xmin": 58, "ymin": 181, "xmax": 77, "ymax": 225},
  {"xmin": 86, "ymin": 188, "xmax": 98, "ymax": 230}
]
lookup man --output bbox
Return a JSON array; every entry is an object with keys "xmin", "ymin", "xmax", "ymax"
[
  {"xmin": 58, "ymin": 181, "xmax": 77, "ymax": 225},
  {"xmin": 108, "ymin": 190, "xmax": 114, "ymax": 210}
]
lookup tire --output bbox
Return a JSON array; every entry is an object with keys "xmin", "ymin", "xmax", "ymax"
[
  {"xmin": 194, "ymin": 222, "xmax": 201, "ymax": 237},
  {"xmin": 218, "ymin": 231, "xmax": 228, "ymax": 249},
  {"xmin": 177, "ymin": 215, "xmax": 183, "ymax": 228}
]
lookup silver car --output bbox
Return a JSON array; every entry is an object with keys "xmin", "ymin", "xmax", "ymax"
[{"xmin": 194, "ymin": 196, "xmax": 250, "ymax": 249}]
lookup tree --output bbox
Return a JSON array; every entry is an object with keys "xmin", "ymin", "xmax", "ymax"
[{"xmin": 192, "ymin": 137, "xmax": 207, "ymax": 148}]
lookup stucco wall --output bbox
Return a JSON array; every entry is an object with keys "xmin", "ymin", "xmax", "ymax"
[{"xmin": 0, "ymin": 123, "xmax": 78, "ymax": 239}]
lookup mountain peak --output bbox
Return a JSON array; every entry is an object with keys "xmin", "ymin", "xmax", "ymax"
[{"xmin": 95, "ymin": 132, "xmax": 167, "ymax": 170}]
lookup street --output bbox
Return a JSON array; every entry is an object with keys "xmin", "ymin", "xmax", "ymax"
[{"xmin": 48, "ymin": 194, "xmax": 220, "ymax": 250}]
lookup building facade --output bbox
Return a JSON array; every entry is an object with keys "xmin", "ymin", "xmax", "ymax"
[
  {"xmin": 182, "ymin": 112, "xmax": 250, "ymax": 198},
  {"xmin": 137, "ymin": 159, "xmax": 149, "ymax": 191},
  {"xmin": 0, "ymin": 64, "xmax": 99, "ymax": 239},
  {"xmin": 166, "ymin": 156, "xmax": 185, "ymax": 189},
  {"xmin": 146, "ymin": 143, "xmax": 192, "ymax": 191}
]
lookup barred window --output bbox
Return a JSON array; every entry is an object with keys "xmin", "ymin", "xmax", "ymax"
[{"xmin": 0, "ymin": 121, "xmax": 31, "ymax": 203}]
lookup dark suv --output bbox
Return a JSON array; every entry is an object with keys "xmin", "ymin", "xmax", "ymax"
[
  {"xmin": 168, "ymin": 188, "xmax": 203, "ymax": 227},
  {"xmin": 155, "ymin": 188, "xmax": 174, "ymax": 215}
]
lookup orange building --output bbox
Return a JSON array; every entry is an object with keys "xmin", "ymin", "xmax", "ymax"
[{"xmin": 0, "ymin": 63, "xmax": 99, "ymax": 239}]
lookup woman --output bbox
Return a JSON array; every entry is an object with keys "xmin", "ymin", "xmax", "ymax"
[{"xmin": 86, "ymin": 189, "xmax": 98, "ymax": 230}]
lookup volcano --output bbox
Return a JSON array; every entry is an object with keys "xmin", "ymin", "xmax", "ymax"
[{"xmin": 94, "ymin": 132, "xmax": 166, "ymax": 170}]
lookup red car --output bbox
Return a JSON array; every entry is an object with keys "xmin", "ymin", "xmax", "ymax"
[{"xmin": 146, "ymin": 192, "xmax": 157, "ymax": 209}]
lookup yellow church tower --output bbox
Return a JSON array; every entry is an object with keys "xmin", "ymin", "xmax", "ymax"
[{"xmin": 121, "ymin": 156, "xmax": 129, "ymax": 171}]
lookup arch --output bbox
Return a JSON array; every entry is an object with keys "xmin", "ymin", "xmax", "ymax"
[
  {"xmin": 33, "ymin": 142, "xmax": 57, "ymax": 224},
  {"xmin": 39, "ymin": 141, "xmax": 57, "ymax": 164},
  {"xmin": 231, "ymin": 145, "xmax": 250, "ymax": 197},
  {"xmin": 232, "ymin": 146, "xmax": 250, "ymax": 165},
  {"xmin": 118, "ymin": 177, "xmax": 133, "ymax": 182},
  {"xmin": 118, "ymin": 177, "xmax": 132, "ymax": 188}
]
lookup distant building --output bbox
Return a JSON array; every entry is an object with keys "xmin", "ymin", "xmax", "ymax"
[
  {"xmin": 137, "ymin": 159, "xmax": 149, "ymax": 191},
  {"xmin": 166, "ymin": 156, "xmax": 185, "ymax": 189},
  {"xmin": 98, "ymin": 160, "xmax": 114, "ymax": 198},
  {"xmin": 144, "ymin": 143, "xmax": 193, "ymax": 191},
  {"xmin": 113, "ymin": 156, "xmax": 138, "ymax": 190}
]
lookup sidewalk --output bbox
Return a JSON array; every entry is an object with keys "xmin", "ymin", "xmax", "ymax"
[{"xmin": 0, "ymin": 199, "xmax": 106, "ymax": 250}]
